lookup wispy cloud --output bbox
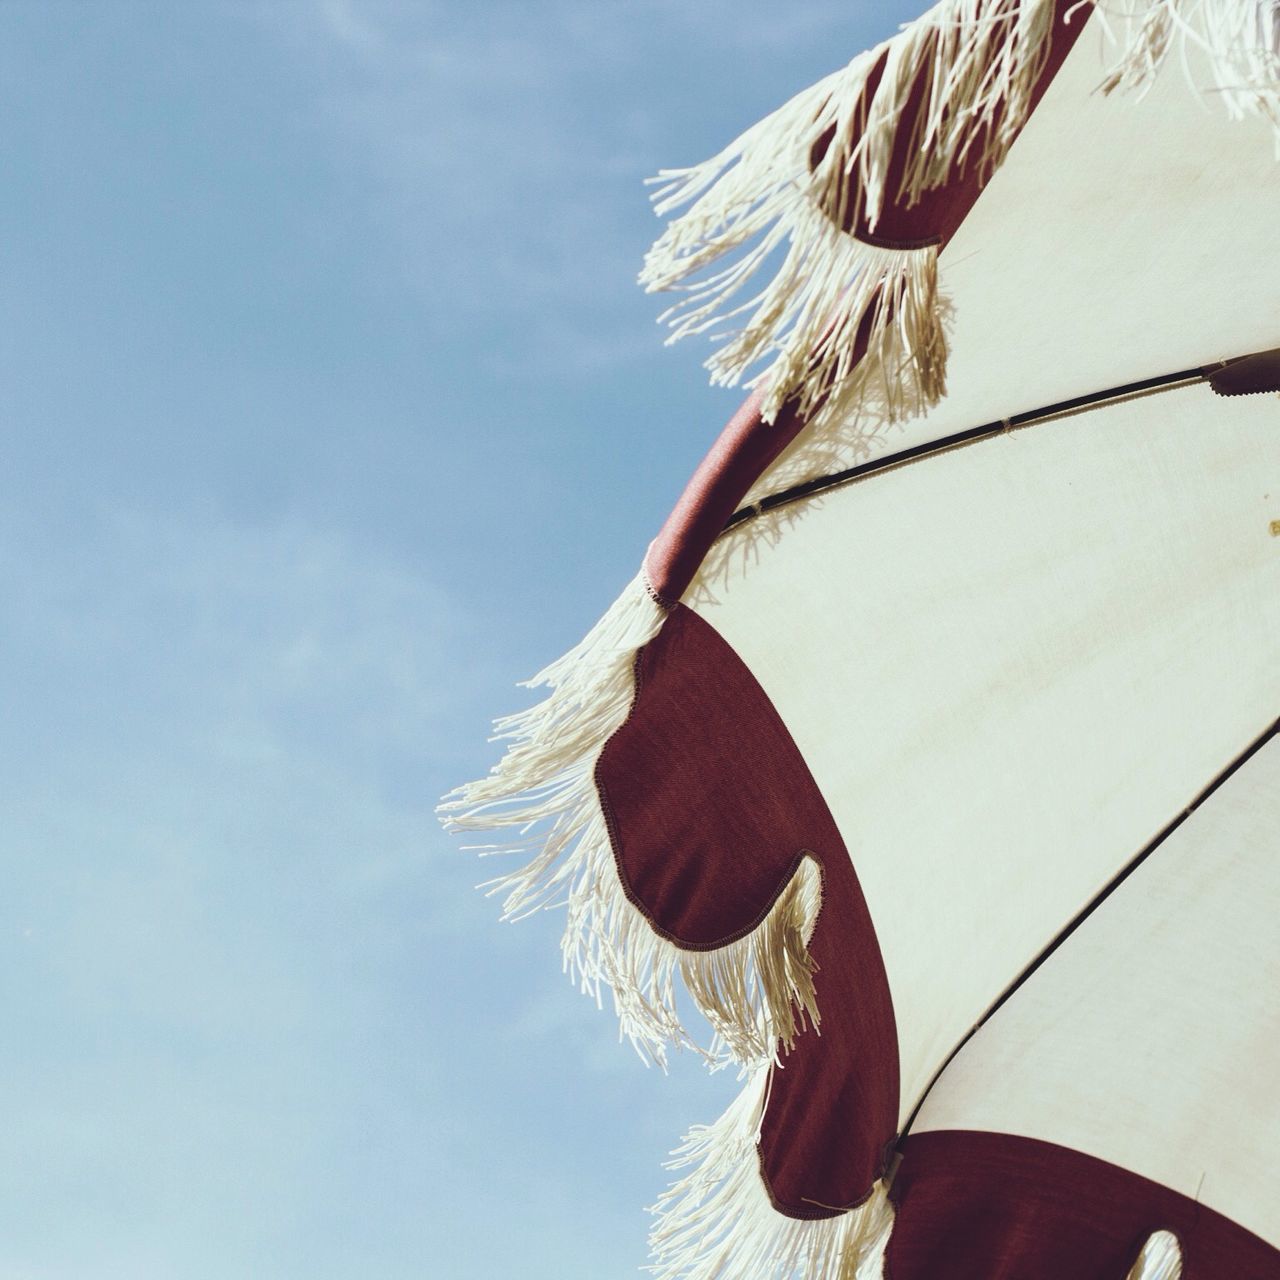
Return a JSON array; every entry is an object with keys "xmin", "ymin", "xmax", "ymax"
[
  {"xmin": 2, "ymin": 504, "xmax": 474, "ymax": 761},
  {"xmin": 0, "ymin": 4, "xmax": 926, "ymax": 1273},
  {"xmin": 0, "ymin": 496, "xmax": 500, "ymax": 1274},
  {"xmin": 252, "ymin": 0, "xmax": 666, "ymax": 375},
  {"xmin": 249, "ymin": 0, "xmax": 921, "ymax": 381}
]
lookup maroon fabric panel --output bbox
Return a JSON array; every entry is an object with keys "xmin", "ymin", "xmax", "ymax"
[
  {"xmin": 643, "ymin": 389, "xmax": 798, "ymax": 608},
  {"xmin": 837, "ymin": 0, "xmax": 1088, "ymax": 248},
  {"xmin": 644, "ymin": 0, "xmax": 1090, "ymax": 604},
  {"xmin": 756, "ymin": 839, "xmax": 900, "ymax": 1216},
  {"xmin": 597, "ymin": 601, "xmax": 822, "ymax": 946},
  {"xmin": 596, "ymin": 604, "xmax": 899, "ymax": 1208},
  {"xmin": 1207, "ymin": 347, "xmax": 1280, "ymax": 397},
  {"xmin": 887, "ymin": 1131, "xmax": 1280, "ymax": 1279}
]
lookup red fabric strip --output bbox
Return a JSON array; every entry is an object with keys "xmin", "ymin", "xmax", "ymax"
[
  {"xmin": 887, "ymin": 1131, "xmax": 1280, "ymax": 1279},
  {"xmin": 611, "ymin": 0, "xmax": 1097, "ymax": 1220},
  {"xmin": 596, "ymin": 604, "xmax": 899, "ymax": 1207}
]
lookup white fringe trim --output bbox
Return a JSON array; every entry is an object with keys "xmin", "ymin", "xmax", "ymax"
[
  {"xmin": 681, "ymin": 855, "xmax": 824, "ymax": 1065},
  {"xmin": 1097, "ymin": 0, "xmax": 1280, "ymax": 141},
  {"xmin": 439, "ymin": 573, "xmax": 824, "ymax": 1069},
  {"xmin": 650, "ymin": 1069, "xmax": 894, "ymax": 1279},
  {"xmin": 1127, "ymin": 1229, "xmax": 1184, "ymax": 1280},
  {"xmin": 640, "ymin": 0, "xmax": 1064, "ymax": 433},
  {"xmin": 642, "ymin": 0, "xmax": 1280, "ymax": 451}
]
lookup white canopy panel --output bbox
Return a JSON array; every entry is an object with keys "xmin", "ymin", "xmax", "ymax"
[
  {"xmin": 695, "ymin": 382, "xmax": 1280, "ymax": 1125},
  {"xmin": 912, "ymin": 733, "xmax": 1280, "ymax": 1250}
]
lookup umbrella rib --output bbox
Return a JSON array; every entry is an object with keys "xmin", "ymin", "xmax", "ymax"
[
  {"xmin": 721, "ymin": 362, "xmax": 1211, "ymax": 533},
  {"xmin": 895, "ymin": 712, "xmax": 1280, "ymax": 1145}
]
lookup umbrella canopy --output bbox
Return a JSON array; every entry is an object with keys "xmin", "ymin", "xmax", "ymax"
[{"xmin": 443, "ymin": 2, "xmax": 1280, "ymax": 1276}]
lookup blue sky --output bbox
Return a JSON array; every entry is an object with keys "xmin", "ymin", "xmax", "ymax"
[{"xmin": 0, "ymin": 3, "xmax": 919, "ymax": 1276}]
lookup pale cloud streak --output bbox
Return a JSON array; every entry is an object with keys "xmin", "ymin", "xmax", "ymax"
[
  {"xmin": 255, "ymin": 0, "xmax": 659, "ymax": 370},
  {"xmin": 0, "ymin": 498, "xmax": 501, "ymax": 1275},
  {"xmin": 251, "ymin": 0, "xmax": 914, "ymax": 378}
]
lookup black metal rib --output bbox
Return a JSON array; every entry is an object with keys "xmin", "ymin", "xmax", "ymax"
[
  {"xmin": 723, "ymin": 364, "xmax": 1209, "ymax": 533},
  {"xmin": 897, "ymin": 714, "xmax": 1280, "ymax": 1146}
]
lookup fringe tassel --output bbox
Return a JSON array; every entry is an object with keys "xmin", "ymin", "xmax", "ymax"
[
  {"xmin": 440, "ymin": 573, "xmax": 676, "ymax": 1064},
  {"xmin": 650, "ymin": 1069, "xmax": 895, "ymax": 1279},
  {"xmin": 642, "ymin": 0, "xmax": 1279, "ymax": 439},
  {"xmin": 439, "ymin": 574, "xmax": 824, "ymax": 1069},
  {"xmin": 1127, "ymin": 1229, "xmax": 1184, "ymax": 1280},
  {"xmin": 1097, "ymin": 0, "xmax": 1280, "ymax": 139},
  {"xmin": 639, "ymin": 0, "xmax": 1064, "ymax": 432},
  {"xmin": 681, "ymin": 855, "xmax": 823, "ymax": 1064},
  {"xmin": 564, "ymin": 839, "xmax": 824, "ymax": 1069}
]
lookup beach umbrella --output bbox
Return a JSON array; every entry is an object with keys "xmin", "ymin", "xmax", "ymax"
[{"xmin": 442, "ymin": 2, "xmax": 1280, "ymax": 1276}]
